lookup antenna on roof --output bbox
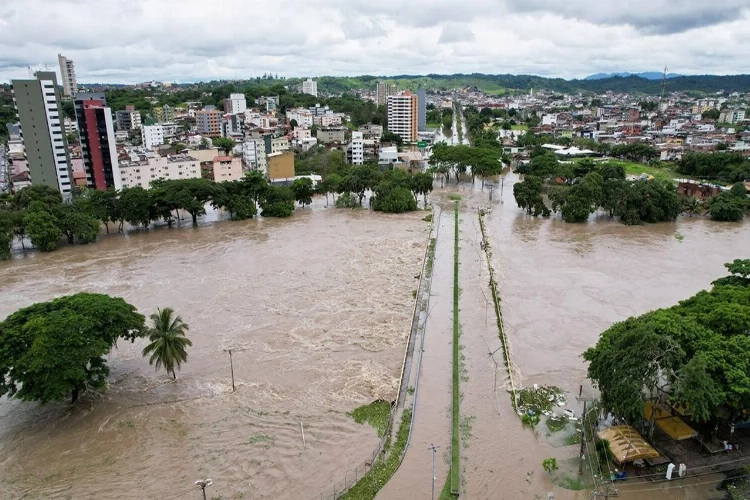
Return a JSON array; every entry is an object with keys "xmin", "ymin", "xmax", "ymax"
[{"xmin": 659, "ymin": 65, "xmax": 668, "ymax": 109}]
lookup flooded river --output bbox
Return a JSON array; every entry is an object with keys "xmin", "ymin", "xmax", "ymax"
[{"xmin": 0, "ymin": 207, "xmax": 428, "ymax": 499}]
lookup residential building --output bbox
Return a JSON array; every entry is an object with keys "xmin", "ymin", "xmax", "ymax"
[
  {"xmin": 208, "ymin": 156, "xmax": 243, "ymax": 182},
  {"xmin": 119, "ymin": 153, "xmax": 201, "ymax": 189},
  {"xmin": 116, "ymin": 105, "xmax": 142, "ymax": 131},
  {"xmin": 63, "ymin": 118, "xmax": 78, "ymax": 135},
  {"xmin": 267, "ymin": 151, "xmax": 295, "ymax": 180},
  {"xmin": 287, "ymin": 108, "xmax": 314, "ymax": 127},
  {"xmin": 389, "ymin": 84, "xmax": 398, "ymax": 97},
  {"xmin": 243, "ymin": 138, "xmax": 267, "ymax": 174},
  {"xmin": 271, "ymin": 137, "xmax": 290, "ymax": 153},
  {"xmin": 161, "ymin": 123, "xmax": 179, "ymax": 139},
  {"xmin": 11, "ymin": 71, "xmax": 73, "ymax": 195},
  {"xmin": 57, "ymin": 54, "xmax": 77, "ymax": 98},
  {"xmin": 224, "ymin": 93, "xmax": 247, "ymax": 115},
  {"xmin": 314, "ymin": 114, "xmax": 342, "ymax": 127},
  {"xmin": 348, "ymin": 131, "xmax": 364, "ymax": 165},
  {"xmin": 376, "ymin": 81, "xmax": 388, "ymax": 106},
  {"xmin": 76, "ymin": 95, "xmax": 121, "ymax": 190},
  {"xmin": 316, "ymin": 127, "xmax": 346, "ymax": 144},
  {"xmin": 141, "ymin": 124, "xmax": 164, "ymax": 150},
  {"xmin": 154, "ymin": 105, "xmax": 175, "ymax": 123},
  {"xmin": 719, "ymin": 109, "xmax": 746, "ymax": 124},
  {"xmin": 196, "ymin": 109, "xmax": 222, "ymax": 137},
  {"xmin": 359, "ymin": 123, "xmax": 383, "ymax": 139},
  {"xmin": 302, "ymin": 78, "xmax": 318, "ymax": 97},
  {"xmin": 292, "ymin": 127, "xmax": 312, "ymax": 140},
  {"xmin": 387, "ymin": 91, "xmax": 418, "ymax": 143},
  {"xmin": 417, "ymin": 87, "xmax": 426, "ymax": 132}
]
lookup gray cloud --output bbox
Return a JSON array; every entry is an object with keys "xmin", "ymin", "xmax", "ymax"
[
  {"xmin": 438, "ymin": 23, "xmax": 476, "ymax": 44},
  {"xmin": 0, "ymin": 0, "xmax": 747, "ymax": 83},
  {"xmin": 503, "ymin": 0, "xmax": 749, "ymax": 34}
]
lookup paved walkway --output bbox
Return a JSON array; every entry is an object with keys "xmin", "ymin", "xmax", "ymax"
[{"xmin": 378, "ymin": 206, "xmax": 455, "ymax": 499}]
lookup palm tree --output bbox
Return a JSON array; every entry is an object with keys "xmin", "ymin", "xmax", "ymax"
[{"xmin": 142, "ymin": 308, "xmax": 192, "ymax": 379}]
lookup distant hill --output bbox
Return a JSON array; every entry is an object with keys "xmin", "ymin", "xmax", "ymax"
[{"xmin": 585, "ymin": 72, "xmax": 683, "ymax": 81}]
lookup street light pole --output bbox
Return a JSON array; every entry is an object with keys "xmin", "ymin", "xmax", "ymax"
[
  {"xmin": 228, "ymin": 349, "xmax": 235, "ymax": 392},
  {"xmin": 195, "ymin": 478, "xmax": 213, "ymax": 500},
  {"xmin": 429, "ymin": 444, "xmax": 439, "ymax": 500}
]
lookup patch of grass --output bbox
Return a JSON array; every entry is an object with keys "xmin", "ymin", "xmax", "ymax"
[
  {"xmin": 511, "ymin": 124, "xmax": 529, "ymax": 131},
  {"xmin": 422, "ymin": 213, "xmax": 433, "ymax": 222},
  {"xmin": 351, "ymin": 400, "xmax": 391, "ymax": 438},
  {"xmin": 546, "ymin": 415, "xmax": 568, "ymax": 433},
  {"xmin": 339, "ymin": 409, "xmax": 412, "ymax": 500},
  {"xmin": 407, "ymin": 386, "xmax": 415, "ymax": 396},
  {"xmin": 412, "ymin": 289, "xmax": 417, "ymax": 298},
  {"xmin": 426, "ymin": 122, "xmax": 441, "ymax": 129},
  {"xmin": 563, "ymin": 432, "xmax": 582, "ymax": 446},
  {"xmin": 426, "ymin": 238, "xmax": 436, "ymax": 275},
  {"xmin": 600, "ymin": 160, "xmax": 680, "ymax": 182},
  {"xmin": 559, "ymin": 476, "xmax": 586, "ymax": 490},
  {"xmin": 439, "ymin": 472, "xmax": 459, "ymax": 499},
  {"xmin": 118, "ymin": 420, "xmax": 135, "ymax": 428},
  {"xmin": 674, "ymin": 231, "xmax": 684, "ymax": 242},
  {"xmin": 448, "ymin": 194, "xmax": 461, "ymax": 201}
]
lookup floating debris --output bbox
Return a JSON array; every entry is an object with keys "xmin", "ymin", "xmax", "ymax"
[{"xmin": 518, "ymin": 385, "xmax": 567, "ymax": 416}]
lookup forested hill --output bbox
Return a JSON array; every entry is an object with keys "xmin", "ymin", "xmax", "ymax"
[{"xmin": 308, "ymin": 73, "xmax": 750, "ymax": 96}]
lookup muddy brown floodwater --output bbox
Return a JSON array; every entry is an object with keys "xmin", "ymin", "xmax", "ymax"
[{"xmin": 0, "ymin": 207, "xmax": 428, "ymax": 500}]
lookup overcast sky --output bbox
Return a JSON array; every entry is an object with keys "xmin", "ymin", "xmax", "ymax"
[{"xmin": 1, "ymin": 0, "xmax": 748, "ymax": 84}]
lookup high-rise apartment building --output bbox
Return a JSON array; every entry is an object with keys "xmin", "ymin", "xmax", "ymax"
[
  {"xmin": 224, "ymin": 93, "xmax": 247, "ymax": 115},
  {"xmin": 348, "ymin": 131, "xmax": 364, "ymax": 165},
  {"xmin": 75, "ymin": 94, "xmax": 121, "ymax": 190},
  {"xmin": 417, "ymin": 87, "xmax": 426, "ymax": 132},
  {"xmin": 302, "ymin": 78, "xmax": 318, "ymax": 97},
  {"xmin": 57, "ymin": 54, "xmax": 78, "ymax": 98},
  {"xmin": 196, "ymin": 109, "xmax": 222, "ymax": 137},
  {"xmin": 387, "ymin": 91, "xmax": 418, "ymax": 143},
  {"xmin": 11, "ymin": 71, "xmax": 73, "ymax": 195},
  {"xmin": 376, "ymin": 81, "xmax": 397, "ymax": 106},
  {"xmin": 154, "ymin": 105, "xmax": 175, "ymax": 123}
]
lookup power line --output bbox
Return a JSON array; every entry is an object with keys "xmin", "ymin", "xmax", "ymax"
[{"xmin": 616, "ymin": 472, "xmax": 750, "ymax": 494}]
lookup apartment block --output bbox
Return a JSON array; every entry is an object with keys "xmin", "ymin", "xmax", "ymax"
[
  {"xmin": 196, "ymin": 109, "xmax": 222, "ymax": 137},
  {"xmin": 142, "ymin": 124, "xmax": 165, "ymax": 150},
  {"xmin": 317, "ymin": 127, "xmax": 346, "ymax": 144},
  {"xmin": 116, "ymin": 105, "xmax": 142, "ymax": 131},
  {"xmin": 119, "ymin": 153, "xmax": 201, "ymax": 189},
  {"xmin": 154, "ymin": 105, "xmax": 175, "ymax": 123},
  {"xmin": 76, "ymin": 95, "xmax": 121, "ymax": 190},
  {"xmin": 224, "ymin": 93, "xmax": 247, "ymax": 115},
  {"xmin": 387, "ymin": 91, "xmax": 418, "ymax": 143},
  {"xmin": 271, "ymin": 137, "xmax": 289, "ymax": 153},
  {"xmin": 243, "ymin": 138, "xmax": 267, "ymax": 175},
  {"xmin": 348, "ymin": 131, "xmax": 364, "ymax": 165},
  {"xmin": 57, "ymin": 54, "xmax": 77, "ymax": 98},
  {"xmin": 11, "ymin": 71, "xmax": 73, "ymax": 195},
  {"xmin": 210, "ymin": 156, "xmax": 243, "ymax": 182},
  {"xmin": 302, "ymin": 78, "xmax": 317, "ymax": 97}
]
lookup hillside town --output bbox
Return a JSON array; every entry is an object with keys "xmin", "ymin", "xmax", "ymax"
[{"xmin": 2, "ymin": 55, "xmax": 748, "ymax": 199}]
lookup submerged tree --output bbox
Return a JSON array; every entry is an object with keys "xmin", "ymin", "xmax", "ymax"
[
  {"xmin": 142, "ymin": 308, "xmax": 192, "ymax": 380},
  {"xmin": 0, "ymin": 293, "xmax": 145, "ymax": 403}
]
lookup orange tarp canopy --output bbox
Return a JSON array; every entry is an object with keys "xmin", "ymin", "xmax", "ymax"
[{"xmin": 597, "ymin": 425, "xmax": 660, "ymax": 464}]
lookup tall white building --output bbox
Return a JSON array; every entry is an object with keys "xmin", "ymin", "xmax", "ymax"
[
  {"xmin": 348, "ymin": 131, "xmax": 364, "ymax": 165},
  {"xmin": 224, "ymin": 93, "xmax": 247, "ymax": 115},
  {"xmin": 387, "ymin": 91, "xmax": 418, "ymax": 143},
  {"xmin": 243, "ymin": 139, "xmax": 267, "ymax": 175},
  {"xmin": 302, "ymin": 78, "xmax": 318, "ymax": 97},
  {"xmin": 141, "ymin": 125, "xmax": 164, "ymax": 150},
  {"xmin": 116, "ymin": 108, "xmax": 142, "ymax": 131},
  {"xmin": 57, "ymin": 54, "xmax": 77, "ymax": 98}
]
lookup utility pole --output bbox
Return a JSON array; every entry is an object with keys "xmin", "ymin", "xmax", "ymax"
[
  {"xmin": 195, "ymin": 479, "xmax": 212, "ymax": 500},
  {"xmin": 228, "ymin": 349, "xmax": 235, "ymax": 392},
  {"xmin": 488, "ymin": 184, "xmax": 494, "ymax": 202},
  {"xmin": 500, "ymin": 177, "xmax": 505, "ymax": 200},
  {"xmin": 429, "ymin": 444, "xmax": 439, "ymax": 500},
  {"xmin": 579, "ymin": 399, "xmax": 587, "ymax": 475}
]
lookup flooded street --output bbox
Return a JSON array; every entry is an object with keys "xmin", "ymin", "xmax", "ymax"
[{"xmin": 0, "ymin": 207, "xmax": 428, "ymax": 499}]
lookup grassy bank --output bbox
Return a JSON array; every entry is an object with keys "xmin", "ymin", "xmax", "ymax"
[
  {"xmin": 598, "ymin": 160, "xmax": 680, "ymax": 182},
  {"xmin": 338, "ymin": 409, "xmax": 412, "ymax": 500},
  {"xmin": 450, "ymin": 201, "xmax": 460, "ymax": 494},
  {"xmin": 351, "ymin": 400, "xmax": 392, "ymax": 438},
  {"xmin": 477, "ymin": 209, "xmax": 518, "ymax": 410}
]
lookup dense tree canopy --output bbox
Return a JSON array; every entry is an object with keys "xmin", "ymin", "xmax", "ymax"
[
  {"xmin": 677, "ymin": 152, "xmax": 750, "ymax": 183},
  {"xmin": 0, "ymin": 293, "xmax": 146, "ymax": 403},
  {"xmin": 584, "ymin": 260, "xmax": 750, "ymax": 425}
]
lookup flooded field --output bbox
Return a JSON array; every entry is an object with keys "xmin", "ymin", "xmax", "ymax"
[{"xmin": 0, "ymin": 208, "xmax": 428, "ymax": 499}]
